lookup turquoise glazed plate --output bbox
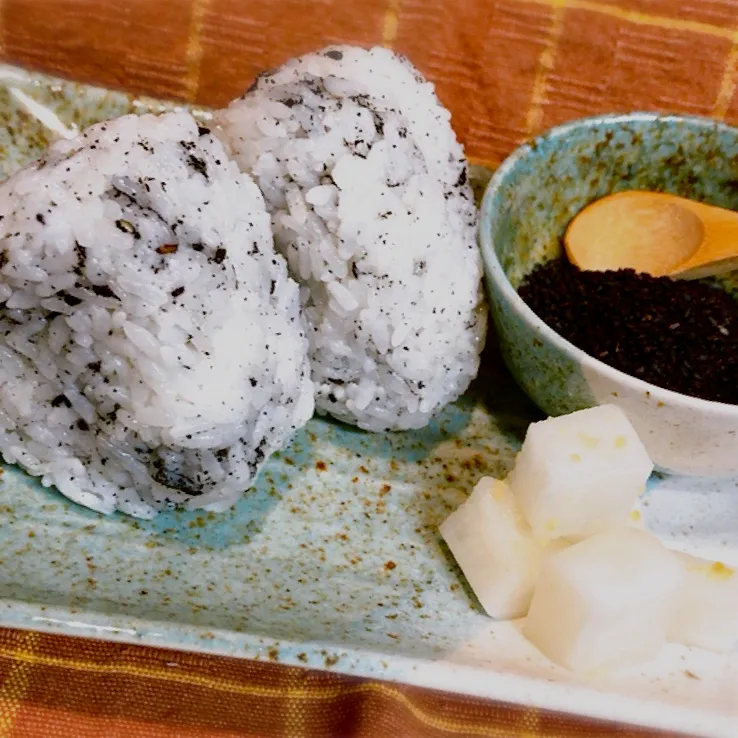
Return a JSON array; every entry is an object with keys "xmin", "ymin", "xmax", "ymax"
[{"xmin": 0, "ymin": 66, "xmax": 736, "ymax": 738}]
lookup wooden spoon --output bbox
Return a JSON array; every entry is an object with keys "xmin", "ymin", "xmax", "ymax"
[{"xmin": 564, "ymin": 190, "xmax": 738, "ymax": 280}]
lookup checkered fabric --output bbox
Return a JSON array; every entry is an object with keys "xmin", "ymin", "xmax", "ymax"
[{"xmin": 0, "ymin": 629, "xmax": 682, "ymax": 737}]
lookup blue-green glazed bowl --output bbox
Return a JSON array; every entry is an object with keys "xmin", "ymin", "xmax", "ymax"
[{"xmin": 479, "ymin": 113, "xmax": 738, "ymax": 478}]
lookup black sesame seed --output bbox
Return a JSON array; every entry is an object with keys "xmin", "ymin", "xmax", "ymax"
[
  {"xmin": 520, "ymin": 257, "xmax": 738, "ymax": 405},
  {"xmin": 115, "ymin": 219, "xmax": 141, "ymax": 239}
]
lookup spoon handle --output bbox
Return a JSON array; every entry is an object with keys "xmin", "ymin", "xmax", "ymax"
[{"xmin": 671, "ymin": 213, "xmax": 738, "ymax": 280}]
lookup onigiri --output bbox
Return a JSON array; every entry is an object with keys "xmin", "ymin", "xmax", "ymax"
[
  {"xmin": 0, "ymin": 110, "xmax": 314, "ymax": 518},
  {"xmin": 214, "ymin": 46, "xmax": 487, "ymax": 432}
]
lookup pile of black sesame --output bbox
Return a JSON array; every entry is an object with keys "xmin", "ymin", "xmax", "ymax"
[{"xmin": 518, "ymin": 257, "xmax": 738, "ymax": 405}]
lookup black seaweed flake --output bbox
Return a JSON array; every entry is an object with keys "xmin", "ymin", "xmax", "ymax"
[
  {"xmin": 344, "ymin": 138, "xmax": 369, "ymax": 159},
  {"xmin": 51, "ymin": 394, "xmax": 72, "ymax": 408},
  {"xmin": 325, "ymin": 49, "xmax": 343, "ymax": 60},
  {"xmin": 371, "ymin": 111, "xmax": 384, "ymax": 136},
  {"xmin": 36, "ymin": 213, "xmax": 45, "ymax": 224},
  {"xmin": 152, "ymin": 464, "xmax": 205, "ymax": 496},
  {"xmin": 171, "ymin": 286, "xmax": 185, "ymax": 298},
  {"xmin": 198, "ymin": 126, "xmax": 211, "ymax": 136},
  {"xmin": 59, "ymin": 291, "xmax": 83, "ymax": 307},
  {"xmin": 455, "ymin": 168, "xmax": 467, "ymax": 187},
  {"xmin": 213, "ymin": 247, "xmax": 227, "ymax": 264},
  {"xmin": 92, "ymin": 284, "xmax": 118, "ymax": 299},
  {"xmin": 0, "ymin": 250, "xmax": 7, "ymax": 269},
  {"xmin": 187, "ymin": 155, "xmax": 209, "ymax": 179},
  {"xmin": 74, "ymin": 242, "xmax": 87, "ymax": 275},
  {"xmin": 245, "ymin": 68, "xmax": 275, "ymax": 95},
  {"xmin": 76, "ymin": 418, "xmax": 90, "ymax": 431}
]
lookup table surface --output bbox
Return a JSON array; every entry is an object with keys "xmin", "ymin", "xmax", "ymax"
[{"xmin": 0, "ymin": 0, "xmax": 733, "ymax": 735}]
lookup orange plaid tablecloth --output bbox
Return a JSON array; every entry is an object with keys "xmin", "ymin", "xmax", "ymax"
[
  {"xmin": 0, "ymin": 628, "xmax": 681, "ymax": 737},
  {"xmin": 0, "ymin": 0, "xmax": 732, "ymax": 736}
]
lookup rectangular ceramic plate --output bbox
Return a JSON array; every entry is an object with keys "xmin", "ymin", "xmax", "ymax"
[{"xmin": 0, "ymin": 65, "xmax": 736, "ymax": 738}]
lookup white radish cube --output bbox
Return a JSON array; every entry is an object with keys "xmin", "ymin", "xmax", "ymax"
[
  {"xmin": 669, "ymin": 553, "xmax": 738, "ymax": 652},
  {"xmin": 524, "ymin": 527, "xmax": 683, "ymax": 674},
  {"xmin": 507, "ymin": 405, "xmax": 653, "ymax": 540},
  {"xmin": 440, "ymin": 477, "xmax": 543, "ymax": 619}
]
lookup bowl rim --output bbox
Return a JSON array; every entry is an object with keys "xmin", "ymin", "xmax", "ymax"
[{"xmin": 478, "ymin": 111, "xmax": 738, "ymax": 418}]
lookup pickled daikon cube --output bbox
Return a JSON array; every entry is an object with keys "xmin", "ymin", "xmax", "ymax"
[
  {"xmin": 507, "ymin": 405, "xmax": 653, "ymax": 541},
  {"xmin": 524, "ymin": 527, "xmax": 683, "ymax": 674},
  {"xmin": 440, "ymin": 477, "xmax": 562, "ymax": 619}
]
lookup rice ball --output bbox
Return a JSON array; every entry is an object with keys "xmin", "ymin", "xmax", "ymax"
[
  {"xmin": 214, "ymin": 46, "xmax": 487, "ymax": 432},
  {"xmin": 0, "ymin": 111, "xmax": 314, "ymax": 518}
]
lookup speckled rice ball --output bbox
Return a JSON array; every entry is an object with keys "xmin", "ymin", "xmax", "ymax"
[
  {"xmin": 0, "ymin": 110, "xmax": 314, "ymax": 518},
  {"xmin": 214, "ymin": 45, "xmax": 487, "ymax": 432}
]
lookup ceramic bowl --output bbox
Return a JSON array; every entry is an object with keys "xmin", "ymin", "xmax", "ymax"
[{"xmin": 479, "ymin": 112, "xmax": 738, "ymax": 477}]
